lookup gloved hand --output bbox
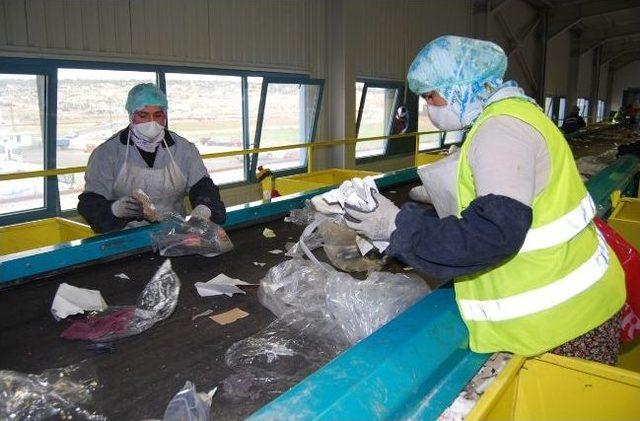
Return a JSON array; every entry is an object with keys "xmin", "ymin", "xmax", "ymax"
[
  {"xmin": 344, "ymin": 190, "xmax": 400, "ymax": 241},
  {"xmin": 189, "ymin": 204, "xmax": 212, "ymax": 221},
  {"xmin": 110, "ymin": 196, "xmax": 143, "ymax": 219},
  {"xmin": 408, "ymin": 186, "xmax": 431, "ymax": 203}
]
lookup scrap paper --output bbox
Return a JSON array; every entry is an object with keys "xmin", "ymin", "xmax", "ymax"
[
  {"xmin": 195, "ymin": 273, "xmax": 256, "ymax": 297},
  {"xmin": 51, "ymin": 283, "xmax": 108, "ymax": 320},
  {"xmin": 268, "ymin": 249, "xmax": 283, "ymax": 255},
  {"xmin": 262, "ymin": 228, "xmax": 276, "ymax": 238},
  {"xmin": 210, "ymin": 308, "xmax": 249, "ymax": 325},
  {"xmin": 253, "ymin": 262, "xmax": 266, "ymax": 267},
  {"xmin": 114, "ymin": 273, "xmax": 130, "ymax": 280},
  {"xmin": 192, "ymin": 309, "xmax": 214, "ymax": 321}
]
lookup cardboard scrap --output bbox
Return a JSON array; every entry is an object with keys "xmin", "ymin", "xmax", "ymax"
[
  {"xmin": 262, "ymin": 228, "xmax": 276, "ymax": 238},
  {"xmin": 210, "ymin": 308, "xmax": 249, "ymax": 325}
]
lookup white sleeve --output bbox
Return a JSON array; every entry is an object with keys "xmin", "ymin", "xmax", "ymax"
[{"xmin": 468, "ymin": 115, "xmax": 549, "ymax": 207}]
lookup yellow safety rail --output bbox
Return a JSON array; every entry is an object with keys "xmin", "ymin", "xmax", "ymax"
[{"xmin": 0, "ymin": 129, "xmax": 445, "ymax": 181}]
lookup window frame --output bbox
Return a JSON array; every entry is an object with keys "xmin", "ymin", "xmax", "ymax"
[
  {"xmin": 250, "ymin": 76, "xmax": 324, "ymax": 179},
  {"xmin": 354, "ymin": 79, "xmax": 404, "ymax": 163},
  {"xmin": 0, "ymin": 57, "xmax": 321, "ymax": 226}
]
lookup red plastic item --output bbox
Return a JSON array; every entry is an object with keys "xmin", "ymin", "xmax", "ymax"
[{"xmin": 594, "ymin": 217, "xmax": 640, "ymax": 342}]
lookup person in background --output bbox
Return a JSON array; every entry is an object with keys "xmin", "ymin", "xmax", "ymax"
[
  {"xmin": 78, "ymin": 83, "xmax": 226, "ymax": 233},
  {"xmin": 561, "ymin": 105, "xmax": 586, "ymax": 134},
  {"xmin": 344, "ymin": 36, "xmax": 625, "ymax": 365}
]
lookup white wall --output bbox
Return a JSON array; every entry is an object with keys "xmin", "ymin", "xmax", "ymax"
[{"xmin": 610, "ymin": 61, "xmax": 640, "ymax": 111}]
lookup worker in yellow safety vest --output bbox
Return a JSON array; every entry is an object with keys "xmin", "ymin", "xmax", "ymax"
[{"xmin": 344, "ymin": 36, "xmax": 626, "ymax": 365}]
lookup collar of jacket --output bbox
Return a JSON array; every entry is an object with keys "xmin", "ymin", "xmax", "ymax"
[{"xmin": 118, "ymin": 126, "xmax": 175, "ymax": 148}]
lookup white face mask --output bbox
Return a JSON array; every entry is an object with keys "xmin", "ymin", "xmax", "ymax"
[
  {"xmin": 427, "ymin": 103, "xmax": 464, "ymax": 131},
  {"xmin": 132, "ymin": 121, "xmax": 165, "ymax": 142}
]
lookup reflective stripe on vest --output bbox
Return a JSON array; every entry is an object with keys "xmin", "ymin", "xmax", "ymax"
[
  {"xmin": 519, "ymin": 194, "xmax": 596, "ymax": 253},
  {"xmin": 458, "ymin": 229, "xmax": 609, "ymax": 322}
]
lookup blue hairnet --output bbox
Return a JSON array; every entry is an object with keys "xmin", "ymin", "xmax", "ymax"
[
  {"xmin": 125, "ymin": 83, "xmax": 168, "ymax": 114},
  {"xmin": 407, "ymin": 35, "xmax": 507, "ymax": 95}
]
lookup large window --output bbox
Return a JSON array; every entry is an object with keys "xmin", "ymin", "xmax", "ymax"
[
  {"xmin": 355, "ymin": 81, "xmax": 401, "ymax": 159},
  {"xmin": 0, "ymin": 58, "xmax": 324, "ymax": 226},
  {"xmin": 577, "ymin": 98, "xmax": 589, "ymax": 119},
  {"xmin": 596, "ymin": 100, "xmax": 605, "ymax": 122},
  {"xmin": 0, "ymin": 74, "xmax": 46, "ymax": 216},
  {"xmin": 557, "ymin": 97, "xmax": 566, "ymax": 127},
  {"xmin": 417, "ymin": 95, "xmax": 444, "ymax": 150},
  {"xmin": 254, "ymin": 80, "xmax": 322, "ymax": 172},
  {"xmin": 166, "ymin": 73, "xmax": 244, "ymax": 185},
  {"xmin": 57, "ymin": 69, "xmax": 156, "ymax": 210}
]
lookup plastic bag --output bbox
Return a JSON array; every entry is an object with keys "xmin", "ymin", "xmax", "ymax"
[
  {"xmin": 151, "ymin": 214, "xmax": 233, "ymax": 257},
  {"xmin": 318, "ymin": 217, "xmax": 383, "ymax": 273},
  {"xmin": 594, "ymin": 218, "xmax": 640, "ymax": 342},
  {"xmin": 61, "ymin": 259, "xmax": 181, "ymax": 342},
  {"xmin": 0, "ymin": 364, "xmax": 103, "ymax": 420},
  {"xmin": 163, "ymin": 381, "xmax": 213, "ymax": 421},
  {"xmin": 258, "ymin": 259, "xmax": 430, "ymax": 344},
  {"xmin": 283, "ymin": 199, "xmax": 316, "ymax": 226}
]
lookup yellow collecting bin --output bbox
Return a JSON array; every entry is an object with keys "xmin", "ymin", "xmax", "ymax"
[
  {"xmin": 275, "ymin": 169, "xmax": 380, "ymax": 196},
  {"xmin": 0, "ymin": 217, "xmax": 94, "ymax": 256},
  {"xmin": 608, "ymin": 196, "xmax": 640, "ymax": 250},
  {"xmin": 415, "ymin": 152, "xmax": 446, "ymax": 166},
  {"xmin": 467, "ymin": 353, "xmax": 640, "ymax": 421}
]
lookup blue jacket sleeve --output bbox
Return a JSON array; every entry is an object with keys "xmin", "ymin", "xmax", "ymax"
[
  {"xmin": 188, "ymin": 176, "xmax": 227, "ymax": 224},
  {"xmin": 77, "ymin": 191, "xmax": 128, "ymax": 233},
  {"xmin": 386, "ymin": 194, "xmax": 532, "ymax": 280}
]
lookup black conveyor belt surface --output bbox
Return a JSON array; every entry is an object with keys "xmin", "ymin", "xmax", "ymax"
[{"xmin": 0, "ymin": 181, "xmax": 430, "ymax": 419}]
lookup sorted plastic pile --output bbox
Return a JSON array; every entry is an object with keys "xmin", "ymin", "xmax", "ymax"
[{"xmin": 0, "ymin": 364, "xmax": 103, "ymax": 420}]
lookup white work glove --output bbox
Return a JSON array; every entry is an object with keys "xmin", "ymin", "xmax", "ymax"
[
  {"xmin": 111, "ymin": 196, "xmax": 143, "ymax": 219},
  {"xmin": 408, "ymin": 186, "xmax": 431, "ymax": 203},
  {"xmin": 189, "ymin": 204, "xmax": 212, "ymax": 221},
  {"xmin": 344, "ymin": 190, "xmax": 400, "ymax": 241}
]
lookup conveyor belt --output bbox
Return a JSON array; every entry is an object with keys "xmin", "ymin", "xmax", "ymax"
[{"xmin": 0, "ymin": 181, "xmax": 427, "ymax": 420}]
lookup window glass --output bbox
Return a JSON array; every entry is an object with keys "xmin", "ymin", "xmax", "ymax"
[
  {"xmin": 577, "ymin": 98, "xmax": 589, "ymax": 119},
  {"xmin": 596, "ymin": 100, "xmax": 605, "ymax": 122},
  {"xmin": 166, "ymin": 73, "xmax": 244, "ymax": 185},
  {"xmin": 558, "ymin": 97, "xmax": 566, "ymax": 126},
  {"xmin": 544, "ymin": 97, "xmax": 553, "ymax": 117},
  {"xmin": 356, "ymin": 86, "xmax": 398, "ymax": 158},
  {"xmin": 256, "ymin": 83, "xmax": 320, "ymax": 172},
  {"xmin": 57, "ymin": 69, "xmax": 155, "ymax": 210},
  {"xmin": 355, "ymin": 82, "xmax": 364, "ymax": 122},
  {"xmin": 0, "ymin": 74, "xmax": 46, "ymax": 214},
  {"xmin": 417, "ymin": 95, "xmax": 442, "ymax": 150},
  {"xmin": 247, "ymin": 77, "xmax": 263, "ymax": 147}
]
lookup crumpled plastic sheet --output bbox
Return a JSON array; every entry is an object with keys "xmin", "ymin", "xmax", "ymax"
[
  {"xmin": 285, "ymin": 212, "xmax": 383, "ymax": 273},
  {"xmin": 0, "ymin": 364, "xmax": 104, "ymax": 420},
  {"xmin": 151, "ymin": 214, "xmax": 234, "ymax": 257},
  {"xmin": 215, "ymin": 259, "xmax": 429, "ymax": 415},
  {"xmin": 61, "ymin": 259, "xmax": 181, "ymax": 342},
  {"xmin": 163, "ymin": 381, "xmax": 213, "ymax": 421},
  {"xmin": 576, "ymin": 148, "xmax": 619, "ymax": 179},
  {"xmin": 258, "ymin": 259, "xmax": 430, "ymax": 344},
  {"xmin": 283, "ymin": 199, "xmax": 316, "ymax": 226}
]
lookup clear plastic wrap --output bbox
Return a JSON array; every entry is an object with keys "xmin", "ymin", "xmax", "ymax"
[
  {"xmin": 0, "ymin": 364, "xmax": 103, "ymax": 420},
  {"xmin": 326, "ymin": 270, "xmax": 430, "ymax": 343},
  {"xmin": 257, "ymin": 259, "xmax": 430, "ymax": 344},
  {"xmin": 61, "ymin": 259, "xmax": 181, "ymax": 342},
  {"xmin": 318, "ymin": 217, "xmax": 383, "ymax": 273},
  {"xmin": 283, "ymin": 199, "xmax": 316, "ymax": 226},
  {"xmin": 151, "ymin": 214, "xmax": 234, "ymax": 257},
  {"xmin": 163, "ymin": 381, "xmax": 213, "ymax": 421}
]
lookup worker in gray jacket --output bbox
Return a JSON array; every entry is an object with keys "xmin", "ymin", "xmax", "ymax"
[{"xmin": 78, "ymin": 83, "xmax": 226, "ymax": 233}]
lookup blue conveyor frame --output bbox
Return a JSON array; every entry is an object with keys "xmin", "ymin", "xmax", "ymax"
[{"xmin": 1, "ymin": 155, "xmax": 637, "ymax": 420}]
